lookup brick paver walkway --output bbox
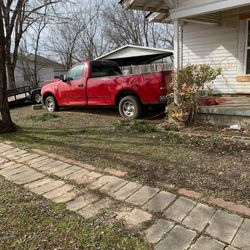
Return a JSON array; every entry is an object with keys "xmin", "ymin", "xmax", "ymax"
[{"xmin": 0, "ymin": 143, "xmax": 249, "ymax": 250}]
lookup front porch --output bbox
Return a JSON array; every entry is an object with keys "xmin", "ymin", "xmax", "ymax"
[{"xmin": 199, "ymin": 95, "xmax": 250, "ymax": 129}]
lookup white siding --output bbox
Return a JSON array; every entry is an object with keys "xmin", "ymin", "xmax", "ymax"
[{"xmin": 182, "ymin": 10, "xmax": 250, "ymax": 94}]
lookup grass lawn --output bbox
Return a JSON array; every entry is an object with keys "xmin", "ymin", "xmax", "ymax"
[
  {"xmin": 0, "ymin": 176, "xmax": 149, "ymax": 249},
  {"xmin": 1, "ymin": 105, "xmax": 250, "ymax": 207}
]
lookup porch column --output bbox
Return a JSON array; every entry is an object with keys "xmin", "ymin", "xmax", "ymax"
[
  {"xmin": 173, "ymin": 19, "xmax": 182, "ymax": 104},
  {"xmin": 174, "ymin": 19, "xmax": 181, "ymax": 70}
]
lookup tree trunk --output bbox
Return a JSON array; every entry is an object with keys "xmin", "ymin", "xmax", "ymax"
[
  {"xmin": 7, "ymin": 63, "xmax": 16, "ymax": 89},
  {"xmin": 0, "ymin": 8, "xmax": 15, "ymax": 133}
]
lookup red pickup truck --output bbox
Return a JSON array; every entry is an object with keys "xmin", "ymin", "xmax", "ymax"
[{"xmin": 41, "ymin": 60, "xmax": 170, "ymax": 119}]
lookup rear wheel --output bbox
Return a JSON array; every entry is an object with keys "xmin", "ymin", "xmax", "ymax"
[
  {"xmin": 31, "ymin": 91, "xmax": 42, "ymax": 104},
  {"xmin": 118, "ymin": 95, "xmax": 141, "ymax": 119},
  {"xmin": 45, "ymin": 96, "xmax": 58, "ymax": 112}
]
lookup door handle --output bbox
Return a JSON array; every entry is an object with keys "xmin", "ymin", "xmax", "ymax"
[{"xmin": 78, "ymin": 84, "xmax": 84, "ymax": 87}]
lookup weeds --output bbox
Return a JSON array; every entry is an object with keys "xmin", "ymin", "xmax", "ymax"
[
  {"xmin": 28, "ymin": 113, "xmax": 60, "ymax": 122},
  {"xmin": 114, "ymin": 120, "xmax": 156, "ymax": 133}
]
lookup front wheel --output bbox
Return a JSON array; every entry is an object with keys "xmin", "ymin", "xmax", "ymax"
[
  {"xmin": 118, "ymin": 95, "xmax": 141, "ymax": 119},
  {"xmin": 45, "ymin": 96, "xmax": 58, "ymax": 112}
]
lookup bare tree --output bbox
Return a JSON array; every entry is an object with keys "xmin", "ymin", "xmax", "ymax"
[
  {"xmin": 102, "ymin": 2, "xmax": 173, "ymax": 49},
  {"xmin": 47, "ymin": 1, "xmax": 104, "ymax": 70},
  {"xmin": 0, "ymin": 0, "xmax": 64, "ymax": 132}
]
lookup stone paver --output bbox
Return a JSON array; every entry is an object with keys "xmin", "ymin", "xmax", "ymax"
[
  {"xmin": 43, "ymin": 184, "xmax": 74, "ymax": 199},
  {"xmin": 0, "ymin": 145, "xmax": 13, "ymax": 153},
  {"xmin": 0, "ymin": 157, "xmax": 8, "ymax": 164},
  {"xmin": 145, "ymin": 219, "xmax": 175, "ymax": 244},
  {"xmin": 225, "ymin": 246, "xmax": 239, "ymax": 250},
  {"xmin": 182, "ymin": 203, "xmax": 216, "ymax": 231},
  {"xmin": 189, "ymin": 237, "xmax": 225, "ymax": 250},
  {"xmin": 65, "ymin": 168, "xmax": 89, "ymax": 181},
  {"xmin": 4, "ymin": 149, "xmax": 27, "ymax": 158},
  {"xmin": 30, "ymin": 180, "xmax": 65, "ymax": 195},
  {"xmin": 100, "ymin": 177, "xmax": 128, "ymax": 195},
  {"xmin": 24, "ymin": 177, "xmax": 55, "ymax": 189},
  {"xmin": 31, "ymin": 158, "xmax": 56, "ymax": 169},
  {"xmin": 17, "ymin": 153, "xmax": 40, "ymax": 163},
  {"xmin": 155, "ymin": 225, "xmax": 196, "ymax": 250},
  {"xmin": 164, "ymin": 197, "xmax": 196, "ymax": 223},
  {"xmin": 123, "ymin": 208, "xmax": 152, "ymax": 228},
  {"xmin": 77, "ymin": 171, "xmax": 103, "ymax": 186},
  {"xmin": 126, "ymin": 186, "xmax": 159, "ymax": 206},
  {"xmin": 43, "ymin": 162, "xmax": 71, "ymax": 174},
  {"xmin": 11, "ymin": 153, "xmax": 30, "ymax": 161},
  {"xmin": 52, "ymin": 190, "xmax": 79, "ymax": 203},
  {"xmin": 27, "ymin": 155, "xmax": 48, "ymax": 165},
  {"xmin": 206, "ymin": 210, "xmax": 243, "ymax": 244},
  {"xmin": 11, "ymin": 171, "xmax": 45, "ymax": 185},
  {"xmin": 89, "ymin": 175, "xmax": 114, "ymax": 189},
  {"xmin": 232, "ymin": 219, "xmax": 250, "ymax": 249},
  {"xmin": 0, "ymin": 162, "xmax": 22, "ymax": 171},
  {"xmin": 143, "ymin": 191, "xmax": 176, "ymax": 213},
  {"xmin": 77, "ymin": 197, "xmax": 113, "ymax": 218},
  {"xmin": 0, "ymin": 165, "xmax": 30, "ymax": 177},
  {"xmin": 66, "ymin": 193, "xmax": 100, "ymax": 211},
  {"xmin": 112, "ymin": 181, "xmax": 142, "ymax": 201},
  {"xmin": 0, "ymin": 148, "xmax": 21, "ymax": 157},
  {"xmin": 38, "ymin": 160, "xmax": 63, "ymax": 171},
  {"xmin": 53, "ymin": 165, "xmax": 81, "ymax": 177}
]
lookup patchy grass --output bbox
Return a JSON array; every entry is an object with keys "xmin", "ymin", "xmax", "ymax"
[
  {"xmin": 28, "ymin": 113, "xmax": 60, "ymax": 122},
  {"xmin": 1, "ymin": 105, "xmax": 250, "ymax": 207},
  {"xmin": 0, "ymin": 177, "xmax": 149, "ymax": 249},
  {"xmin": 114, "ymin": 120, "xmax": 156, "ymax": 133}
]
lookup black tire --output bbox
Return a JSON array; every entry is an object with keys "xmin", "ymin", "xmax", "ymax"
[
  {"xmin": 45, "ymin": 96, "xmax": 59, "ymax": 112},
  {"xmin": 118, "ymin": 95, "xmax": 141, "ymax": 119},
  {"xmin": 31, "ymin": 91, "xmax": 42, "ymax": 104}
]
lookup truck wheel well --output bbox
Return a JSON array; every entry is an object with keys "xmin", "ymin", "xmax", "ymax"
[
  {"xmin": 115, "ymin": 91, "xmax": 141, "ymax": 106},
  {"xmin": 43, "ymin": 92, "xmax": 56, "ymax": 103}
]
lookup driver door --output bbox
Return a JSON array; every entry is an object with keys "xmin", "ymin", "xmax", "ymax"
[{"xmin": 59, "ymin": 64, "xmax": 86, "ymax": 106}]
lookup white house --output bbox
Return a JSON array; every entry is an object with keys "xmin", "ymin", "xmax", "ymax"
[
  {"xmin": 14, "ymin": 54, "xmax": 65, "ymax": 89},
  {"xmin": 120, "ymin": 0, "xmax": 250, "ymax": 94}
]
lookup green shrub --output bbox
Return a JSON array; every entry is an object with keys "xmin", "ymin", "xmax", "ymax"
[{"xmin": 167, "ymin": 64, "xmax": 221, "ymax": 126}]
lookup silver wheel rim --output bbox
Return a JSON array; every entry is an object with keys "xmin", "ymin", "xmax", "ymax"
[
  {"xmin": 123, "ymin": 101, "xmax": 135, "ymax": 117},
  {"xmin": 34, "ymin": 93, "xmax": 41, "ymax": 103},
  {"xmin": 47, "ymin": 99, "xmax": 55, "ymax": 112}
]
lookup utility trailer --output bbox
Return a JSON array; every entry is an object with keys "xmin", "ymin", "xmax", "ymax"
[{"xmin": 7, "ymin": 86, "xmax": 41, "ymax": 105}]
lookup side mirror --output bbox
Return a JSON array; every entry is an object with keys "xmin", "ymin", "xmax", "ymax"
[{"xmin": 59, "ymin": 74, "xmax": 65, "ymax": 82}]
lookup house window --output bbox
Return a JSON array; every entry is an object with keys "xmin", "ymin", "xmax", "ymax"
[{"xmin": 246, "ymin": 20, "xmax": 250, "ymax": 74}]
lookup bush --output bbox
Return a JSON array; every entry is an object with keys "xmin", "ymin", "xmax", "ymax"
[{"xmin": 167, "ymin": 64, "xmax": 221, "ymax": 126}]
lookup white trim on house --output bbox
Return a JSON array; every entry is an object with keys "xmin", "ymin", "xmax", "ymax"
[
  {"xmin": 170, "ymin": 0, "xmax": 250, "ymax": 20},
  {"xmin": 245, "ymin": 19, "xmax": 250, "ymax": 75}
]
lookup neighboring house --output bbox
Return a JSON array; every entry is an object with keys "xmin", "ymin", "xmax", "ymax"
[
  {"xmin": 14, "ymin": 54, "xmax": 65, "ymax": 89},
  {"xmin": 120, "ymin": 0, "xmax": 250, "ymax": 94},
  {"xmin": 96, "ymin": 44, "xmax": 173, "ymax": 74}
]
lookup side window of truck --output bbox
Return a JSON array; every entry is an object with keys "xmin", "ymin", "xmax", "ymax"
[
  {"xmin": 91, "ymin": 65, "xmax": 122, "ymax": 78},
  {"xmin": 66, "ymin": 64, "xmax": 85, "ymax": 81}
]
